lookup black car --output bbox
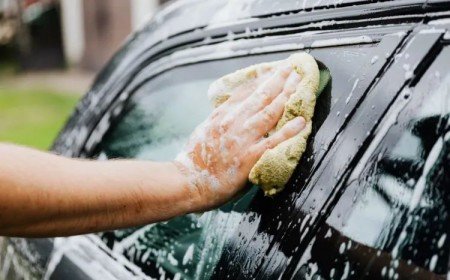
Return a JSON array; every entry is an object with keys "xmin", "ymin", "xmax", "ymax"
[{"xmin": 1, "ymin": 0, "xmax": 449, "ymax": 279}]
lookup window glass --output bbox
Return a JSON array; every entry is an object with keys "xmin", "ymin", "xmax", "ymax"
[
  {"xmin": 94, "ymin": 43, "xmax": 381, "ymax": 279},
  {"xmin": 295, "ymin": 48, "xmax": 450, "ymax": 279}
]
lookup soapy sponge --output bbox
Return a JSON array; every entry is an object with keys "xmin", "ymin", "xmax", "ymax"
[{"xmin": 208, "ymin": 53, "xmax": 321, "ymax": 196}]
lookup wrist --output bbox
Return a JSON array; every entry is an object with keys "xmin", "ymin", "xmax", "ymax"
[{"xmin": 169, "ymin": 160, "xmax": 208, "ymax": 213}]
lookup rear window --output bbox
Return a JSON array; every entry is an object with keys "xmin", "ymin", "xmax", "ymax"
[
  {"xmin": 293, "ymin": 46, "xmax": 450, "ymax": 279},
  {"xmin": 92, "ymin": 38, "xmax": 397, "ymax": 279}
]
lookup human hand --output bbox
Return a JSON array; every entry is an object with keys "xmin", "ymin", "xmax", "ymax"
[{"xmin": 174, "ymin": 63, "xmax": 306, "ymax": 208}]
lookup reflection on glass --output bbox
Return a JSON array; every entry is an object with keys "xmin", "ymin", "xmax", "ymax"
[{"xmin": 318, "ymin": 74, "xmax": 450, "ymax": 278}]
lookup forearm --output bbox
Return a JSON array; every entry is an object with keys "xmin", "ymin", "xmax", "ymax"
[{"xmin": 0, "ymin": 144, "xmax": 201, "ymax": 237}]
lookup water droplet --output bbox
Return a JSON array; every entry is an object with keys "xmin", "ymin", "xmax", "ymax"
[
  {"xmin": 371, "ymin": 55, "xmax": 379, "ymax": 64},
  {"xmin": 339, "ymin": 243, "xmax": 346, "ymax": 254},
  {"xmin": 429, "ymin": 255, "xmax": 438, "ymax": 270}
]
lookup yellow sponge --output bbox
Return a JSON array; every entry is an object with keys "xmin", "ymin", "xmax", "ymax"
[{"xmin": 208, "ymin": 53, "xmax": 320, "ymax": 196}]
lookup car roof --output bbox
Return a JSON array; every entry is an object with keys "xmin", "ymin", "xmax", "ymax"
[{"xmin": 152, "ymin": 0, "xmax": 429, "ymax": 40}]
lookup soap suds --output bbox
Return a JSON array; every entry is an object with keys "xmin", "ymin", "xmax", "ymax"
[
  {"xmin": 311, "ymin": 35, "xmax": 373, "ymax": 48},
  {"xmin": 345, "ymin": 78, "xmax": 359, "ymax": 104},
  {"xmin": 182, "ymin": 244, "xmax": 194, "ymax": 265},
  {"xmin": 175, "ymin": 152, "xmax": 221, "ymax": 191}
]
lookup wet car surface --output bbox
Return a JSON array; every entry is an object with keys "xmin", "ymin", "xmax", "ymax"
[{"xmin": 1, "ymin": 0, "xmax": 449, "ymax": 279}]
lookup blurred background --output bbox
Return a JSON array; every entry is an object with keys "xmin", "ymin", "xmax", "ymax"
[{"xmin": 0, "ymin": 0, "xmax": 170, "ymax": 149}]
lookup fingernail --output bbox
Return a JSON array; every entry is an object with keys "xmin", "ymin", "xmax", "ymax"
[
  {"xmin": 289, "ymin": 117, "xmax": 306, "ymax": 131},
  {"xmin": 278, "ymin": 64, "xmax": 292, "ymax": 76},
  {"xmin": 283, "ymin": 64, "xmax": 292, "ymax": 71},
  {"xmin": 287, "ymin": 71, "xmax": 302, "ymax": 84}
]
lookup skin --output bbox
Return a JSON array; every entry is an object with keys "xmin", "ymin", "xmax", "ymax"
[{"xmin": 0, "ymin": 63, "xmax": 305, "ymax": 238}]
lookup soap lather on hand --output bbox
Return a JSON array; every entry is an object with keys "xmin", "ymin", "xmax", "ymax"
[
  {"xmin": 208, "ymin": 53, "xmax": 320, "ymax": 196},
  {"xmin": 175, "ymin": 53, "xmax": 318, "ymax": 207}
]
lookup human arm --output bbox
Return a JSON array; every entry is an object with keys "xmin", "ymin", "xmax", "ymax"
[{"xmin": 0, "ymin": 144, "xmax": 197, "ymax": 237}]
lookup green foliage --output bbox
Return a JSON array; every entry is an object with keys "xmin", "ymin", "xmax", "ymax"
[{"xmin": 0, "ymin": 88, "xmax": 79, "ymax": 150}]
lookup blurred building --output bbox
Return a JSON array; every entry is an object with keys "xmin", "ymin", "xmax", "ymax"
[
  {"xmin": 61, "ymin": 0, "xmax": 170, "ymax": 71},
  {"xmin": 1, "ymin": 0, "xmax": 170, "ymax": 72},
  {"xmin": 1, "ymin": 0, "xmax": 65, "ymax": 70}
]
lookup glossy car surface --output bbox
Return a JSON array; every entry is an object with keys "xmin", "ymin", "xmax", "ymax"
[{"xmin": 1, "ymin": 0, "xmax": 449, "ymax": 279}]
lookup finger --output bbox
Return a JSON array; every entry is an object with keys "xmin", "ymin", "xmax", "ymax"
[
  {"xmin": 252, "ymin": 117, "xmax": 306, "ymax": 155},
  {"xmin": 244, "ymin": 71, "xmax": 301, "ymax": 135},
  {"xmin": 226, "ymin": 66, "xmax": 275, "ymax": 104},
  {"xmin": 209, "ymin": 67, "xmax": 276, "ymax": 123},
  {"xmin": 239, "ymin": 63, "xmax": 292, "ymax": 117}
]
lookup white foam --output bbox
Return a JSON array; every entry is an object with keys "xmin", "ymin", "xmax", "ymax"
[
  {"xmin": 249, "ymin": 43, "xmax": 306, "ymax": 54},
  {"xmin": 408, "ymin": 136, "xmax": 443, "ymax": 210},
  {"xmin": 182, "ymin": 244, "xmax": 194, "ymax": 265},
  {"xmin": 345, "ymin": 78, "xmax": 359, "ymax": 104},
  {"xmin": 311, "ymin": 35, "xmax": 373, "ymax": 48},
  {"xmin": 438, "ymin": 233, "xmax": 446, "ymax": 248},
  {"xmin": 429, "ymin": 254, "xmax": 438, "ymax": 271},
  {"xmin": 167, "ymin": 253, "xmax": 179, "ymax": 266},
  {"xmin": 428, "ymin": 18, "xmax": 450, "ymax": 25},
  {"xmin": 370, "ymin": 55, "xmax": 379, "ymax": 65}
]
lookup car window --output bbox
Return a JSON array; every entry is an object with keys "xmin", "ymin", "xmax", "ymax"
[
  {"xmin": 93, "ymin": 40, "xmax": 393, "ymax": 279},
  {"xmin": 292, "ymin": 46, "xmax": 450, "ymax": 279}
]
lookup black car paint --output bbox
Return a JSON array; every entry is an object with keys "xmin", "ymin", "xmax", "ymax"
[{"xmin": 1, "ymin": 0, "xmax": 449, "ymax": 279}]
